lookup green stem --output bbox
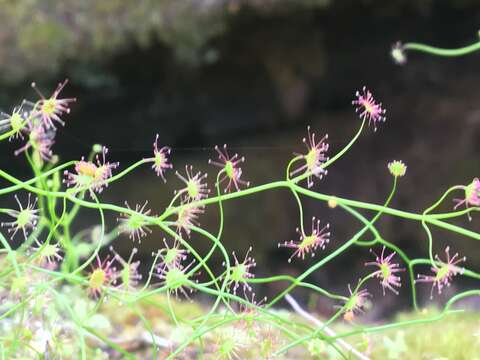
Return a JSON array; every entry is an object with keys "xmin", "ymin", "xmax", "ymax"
[{"xmin": 404, "ymin": 40, "xmax": 480, "ymax": 57}]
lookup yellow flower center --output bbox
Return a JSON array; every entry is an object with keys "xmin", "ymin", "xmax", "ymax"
[
  {"xmin": 89, "ymin": 269, "xmax": 106, "ymax": 291},
  {"xmin": 41, "ymin": 99, "xmax": 57, "ymax": 116}
]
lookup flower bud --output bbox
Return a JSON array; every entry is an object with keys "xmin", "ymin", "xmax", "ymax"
[
  {"xmin": 388, "ymin": 160, "xmax": 407, "ymax": 178},
  {"xmin": 391, "ymin": 42, "xmax": 407, "ymax": 65},
  {"xmin": 328, "ymin": 197, "xmax": 338, "ymax": 208}
]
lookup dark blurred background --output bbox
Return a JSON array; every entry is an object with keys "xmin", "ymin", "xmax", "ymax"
[{"xmin": 1, "ymin": 0, "xmax": 480, "ymax": 318}]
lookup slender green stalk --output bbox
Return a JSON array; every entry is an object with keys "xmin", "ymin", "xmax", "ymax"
[{"xmin": 404, "ymin": 40, "xmax": 480, "ymax": 57}]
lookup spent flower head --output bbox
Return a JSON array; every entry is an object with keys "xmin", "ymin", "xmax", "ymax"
[
  {"xmin": 209, "ymin": 144, "xmax": 250, "ymax": 193},
  {"xmin": 416, "ymin": 246, "xmax": 466, "ymax": 299},
  {"xmin": 31, "ymin": 79, "xmax": 76, "ymax": 129},
  {"xmin": 388, "ymin": 160, "xmax": 407, "ymax": 178},
  {"xmin": 1, "ymin": 194, "xmax": 39, "ymax": 240},
  {"xmin": 391, "ymin": 42, "xmax": 407, "ymax": 65},
  {"xmin": 175, "ymin": 165, "xmax": 210, "ymax": 202},
  {"xmin": 150, "ymin": 134, "xmax": 172, "ymax": 182},
  {"xmin": 453, "ymin": 178, "xmax": 480, "ymax": 220},
  {"xmin": 278, "ymin": 217, "xmax": 330, "ymax": 263},
  {"xmin": 64, "ymin": 146, "xmax": 119, "ymax": 195},
  {"xmin": 365, "ymin": 246, "xmax": 405, "ymax": 295},
  {"xmin": 117, "ymin": 201, "xmax": 152, "ymax": 242},
  {"xmin": 224, "ymin": 247, "xmax": 256, "ymax": 297},
  {"xmin": 290, "ymin": 126, "xmax": 329, "ymax": 188},
  {"xmin": 352, "ymin": 86, "xmax": 386, "ymax": 131},
  {"xmin": 15, "ymin": 121, "xmax": 56, "ymax": 161}
]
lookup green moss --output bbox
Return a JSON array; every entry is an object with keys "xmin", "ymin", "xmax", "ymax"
[{"xmin": 370, "ymin": 310, "xmax": 480, "ymax": 359}]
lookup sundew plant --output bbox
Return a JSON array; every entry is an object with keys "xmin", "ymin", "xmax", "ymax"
[{"xmin": 0, "ymin": 38, "xmax": 480, "ymax": 359}]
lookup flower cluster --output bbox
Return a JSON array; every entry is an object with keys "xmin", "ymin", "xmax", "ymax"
[
  {"xmin": 64, "ymin": 146, "xmax": 119, "ymax": 196},
  {"xmin": 1, "ymin": 80, "xmax": 76, "ymax": 163},
  {"xmin": 150, "ymin": 238, "xmax": 196, "ymax": 299},
  {"xmin": 2, "ymin": 81, "xmax": 479, "ymax": 358},
  {"xmin": 87, "ymin": 247, "xmax": 144, "ymax": 297}
]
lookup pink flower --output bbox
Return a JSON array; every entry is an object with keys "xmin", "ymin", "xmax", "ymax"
[
  {"xmin": 352, "ymin": 87, "xmax": 386, "ymax": 131},
  {"xmin": 365, "ymin": 247, "xmax": 405, "ymax": 295},
  {"xmin": 290, "ymin": 126, "xmax": 329, "ymax": 188},
  {"xmin": 175, "ymin": 165, "xmax": 210, "ymax": 202},
  {"xmin": 31, "ymin": 79, "xmax": 76, "ymax": 129},
  {"xmin": 416, "ymin": 246, "xmax": 466, "ymax": 299},
  {"xmin": 278, "ymin": 217, "xmax": 330, "ymax": 263},
  {"xmin": 209, "ymin": 144, "xmax": 250, "ymax": 193},
  {"xmin": 453, "ymin": 178, "xmax": 480, "ymax": 220},
  {"xmin": 150, "ymin": 134, "xmax": 172, "ymax": 182},
  {"xmin": 64, "ymin": 146, "xmax": 119, "ymax": 195}
]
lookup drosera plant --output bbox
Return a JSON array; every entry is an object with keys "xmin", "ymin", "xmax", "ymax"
[{"xmin": 0, "ymin": 73, "xmax": 479, "ymax": 358}]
